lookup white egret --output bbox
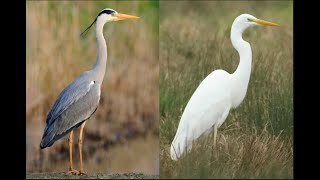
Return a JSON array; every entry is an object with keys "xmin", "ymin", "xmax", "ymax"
[{"xmin": 170, "ymin": 14, "xmax": 278, "ymax": 160}]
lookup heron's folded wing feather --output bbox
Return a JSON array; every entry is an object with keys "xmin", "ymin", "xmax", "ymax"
[
  {"xmin": 53, "ymin": 82, "xmax": 100, "ymax": 136},
  {"xmin": 45, "ymin": 72, "xmax": 97, "ymax": 127}
]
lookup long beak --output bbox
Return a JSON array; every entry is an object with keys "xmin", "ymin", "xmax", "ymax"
[
  {"xmin": 254, "ymin": 18, "xmax": 279, "ymax": 26},
  {"xmin": 113, "ymin": 13, "xmax": 139, "ymax": 20}
]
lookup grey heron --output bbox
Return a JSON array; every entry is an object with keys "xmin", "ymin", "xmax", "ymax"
[
  {"xmin": 39, "ymin": 8, "xmax": 139, "ymax": 175},
  {"xmin": 170, "ymin": 14, "xmax": 278, "ymax": 161}
]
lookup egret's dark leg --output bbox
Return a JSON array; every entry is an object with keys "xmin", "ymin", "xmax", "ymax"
[
  {"xmin": 213, "ymin": 125, "xmax": 218, "ymax": 147},
  {"xmin": 67, "ymin": 130, "xmax": 79, "ymax": 175},
  {"xmin": 78, "ymin": 121, "xmax": 87, "ymax": 175}
]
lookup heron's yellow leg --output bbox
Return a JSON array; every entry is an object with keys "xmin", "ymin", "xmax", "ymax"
[
  {"xmin": 78, "ymin": 121, "xmax": 87, "ymax": 176},
  {"xmin": 67, "ymin": 130, "xmax": 79, "ymax": 175},
  {"xmin": 213, "ymin": 125, "xmax": 218, "ymax": 147}
]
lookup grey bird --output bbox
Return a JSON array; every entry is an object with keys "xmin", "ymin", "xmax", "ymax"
[{"xmin": 39, "ymin": 8, "xmax": 139, "ymax": 175}]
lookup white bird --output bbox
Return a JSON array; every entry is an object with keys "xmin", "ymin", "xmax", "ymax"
[{"xmin": 170, "ymin": 14, "xmax": 278, "ymax": 160}]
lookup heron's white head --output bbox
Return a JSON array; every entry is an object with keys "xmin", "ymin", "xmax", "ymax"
[
  {"xmin": 232, "ymin": 14, "xmax": 278, "ymax": 34},
  {"xmin": 80, "ymin": 8, "xmax": 139, "ymax": 37}
]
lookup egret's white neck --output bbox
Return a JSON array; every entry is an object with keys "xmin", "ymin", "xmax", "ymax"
[
  {"xmin": 92, "ymin": 19, "xmax": 108, "ymax": 84},
  {"xmin": 230, "ymin": 24, "xmax": 252, "ymax": 107}
]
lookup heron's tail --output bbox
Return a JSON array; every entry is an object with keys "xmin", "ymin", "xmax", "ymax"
[
  {"xmin": 40, "ymin": 122, "xmax": 78, "ymax": 149},
  {"xmin": 40, "ymin": 126, "xmax": 55, "ymax": 149}
]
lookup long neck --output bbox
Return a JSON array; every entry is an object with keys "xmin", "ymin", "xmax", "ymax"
[
  {"xmin": 92, "ymin": 19, "xmax": 107, "ymax": 84},
  {"xmin": 231, "ymin": 24, "xmax": 252, "ymax": 81},
  {"xmin": 230, "ymin": 24, "xmax": 252, "ymax": 107},
  {"xmin": 231, "ymin": 26, "xmax": 252, "ymax": 85}
]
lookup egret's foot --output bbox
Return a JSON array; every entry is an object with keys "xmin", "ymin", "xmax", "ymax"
[
  {"xmin": 79, "ymin": 171, "xmax": 87, "ymax": 176},
  {"xmin": 67, "ymin": 169, "xmax": 79, "ymax": 175}
]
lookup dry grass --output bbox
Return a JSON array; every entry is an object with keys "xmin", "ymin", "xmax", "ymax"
[
  {"xmin": 161, "ymin": 127, "xmax": 292, "ymax": 178},
  {"xmin": 159, "ymin": 1, "xmax": 293, "ymax": 178},
  {"xmin": 26, "ymin": 1, "xmax": 159, "ymax": 174}
]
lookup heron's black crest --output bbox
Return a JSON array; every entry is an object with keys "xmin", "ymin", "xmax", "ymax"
[
  {"xmin": 80, "ymin": 17, "xmax": 97, "ymax": 38},
  {"xmin": 80, "ymin": 8, "xmax": 117, "ymax": 38},
  {"xmin": 98, "ymin": 9, "xmax": 116, "ymax": 17}
]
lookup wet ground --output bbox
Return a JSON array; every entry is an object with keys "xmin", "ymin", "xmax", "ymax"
[
  {"xmin": 27, "ymin": 121, "xmax": 159, "ymax": 175},
  {"xmin": 26, "ymin": 172, "xmax": 159, "ymax": 179}
]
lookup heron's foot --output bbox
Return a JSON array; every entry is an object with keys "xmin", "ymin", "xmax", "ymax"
[
  {"xmin": 67, "ymin": 169, "xmax": 79, "ymax": 175},
  {"xmin": 79, "ymin": 171, "xmax": 87, "ymax": 176}
]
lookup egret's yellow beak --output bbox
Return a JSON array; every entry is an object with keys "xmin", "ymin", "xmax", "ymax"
[
  {"xmin": 254, "ymin": 18, "xmax": 279, "ymax": 26},
  {"xmin": 113, "ymin": 13, "xmax": 139, "ymax": 20}
]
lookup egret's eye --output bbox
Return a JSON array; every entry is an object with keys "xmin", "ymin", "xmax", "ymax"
[{"xmin": 247, "ymin": 18, "xmax": 254, "ymax": 22}]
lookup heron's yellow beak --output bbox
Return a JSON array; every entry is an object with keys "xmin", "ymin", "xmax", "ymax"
[
  {"xmin": 113, "ymin": 13, "xmax": 139, "ymax": 20},
  {"xmin": 254, "ymin": 18, "xmax": 279, "ymax": 26}
]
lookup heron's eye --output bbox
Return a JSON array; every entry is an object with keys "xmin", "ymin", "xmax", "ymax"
[{"xmin": 247, "ymin": 18, "xmax": 253, "ymax": 22}]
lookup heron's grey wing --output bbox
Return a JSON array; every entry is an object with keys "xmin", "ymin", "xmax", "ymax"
[
  {"xmin": 46, "ymin": 72, "xmax": 93, "ymax": 125},
  {"xmin": 52, "ymin": 82, "xmax": 100, "ymax": 137},
  {"xmin": 40, "ymin": 72, "xmax": 100, "ymax": 148}
]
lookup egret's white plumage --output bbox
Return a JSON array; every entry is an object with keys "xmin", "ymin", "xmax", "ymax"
[{"xmin": 170, "ymin": 14, "xmax": 278, "ymax": 161}]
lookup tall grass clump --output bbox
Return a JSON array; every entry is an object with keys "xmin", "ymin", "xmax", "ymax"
[{"xmin": 160, "ymin": 1, "xmax": 293, "ymax": 178}]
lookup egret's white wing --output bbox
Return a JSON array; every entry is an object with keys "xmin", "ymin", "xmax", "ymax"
[{"xmin": 171, "ymin": 70, "xmax": 232, "ymax": 159}]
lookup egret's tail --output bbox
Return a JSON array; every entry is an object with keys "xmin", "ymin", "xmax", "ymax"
[
  {"xmin": 170, "ymin": 132, "xmax": 191, "ymax": 161},
  {"xmin": 170, "ymin": 144, "xmax": 179, "ymax": 161}
]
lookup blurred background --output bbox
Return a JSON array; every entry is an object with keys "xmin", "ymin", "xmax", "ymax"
[
  {"xmin": 26, "ymin": 1, "xmax": 159, "ymax": 174},
  {"xmin": 160, "ymin": 1, "xmax": 292, "ymax": 178}
]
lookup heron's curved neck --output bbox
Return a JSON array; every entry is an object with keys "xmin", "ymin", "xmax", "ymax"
[
  {"xmin": 231, "ymin": 26, "xmax": 252, "ymax": 84},
  {"xmin": 92, "ymin": 19, "xmax": 107, "ymax": 84}
]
